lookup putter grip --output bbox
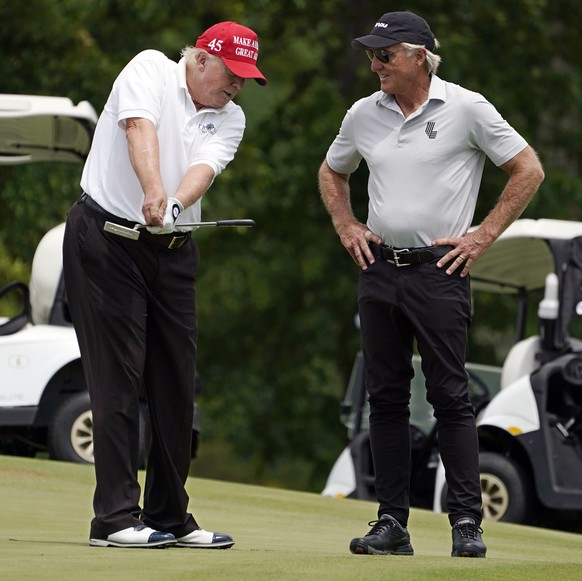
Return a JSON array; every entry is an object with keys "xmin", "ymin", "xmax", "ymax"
[{"xmin": 215, "ymin": 219, "xmax": 255, "ymax": 227}]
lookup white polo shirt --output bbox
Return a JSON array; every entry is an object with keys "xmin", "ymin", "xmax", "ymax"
[
  {"xmin": 81, "ymin": 49, "xmax": 245, "ymax": 227},
  {"xmin": 326, "ymin": 75, "xmax": 528, "ymax": 247}
]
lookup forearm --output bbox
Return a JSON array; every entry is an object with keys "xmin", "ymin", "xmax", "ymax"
[
  {"xmin": 319, "ymin": 159, "xmax": 380, "ymax": 270},
  {"xmin": 433, "ymin": 146, "xmax": 544, "ymax": 277},
  {"xmin": 318, "ymin": 160, "xmax": 355, "ymax": 231},
  {"xmin": 125, "ymin": 118, "xmax": 165, "ymax": 198},
  {"xmin": 174, "ymin": 163, "xmax": 216, "ymax": 209},
  {"xmin": 126, "ymin": 119, "xmax": 215, "ymax": 226},
  {"xmin": 476, "ymin": 146, "xmax": 545, "ymax": 247}
]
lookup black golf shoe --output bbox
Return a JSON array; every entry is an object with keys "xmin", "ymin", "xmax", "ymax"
[
  {"xmin": 451, "ymin": 517, "xmax": 487, "ymax": 558},
  {"xmin": 349, "ymin": 514, "xmax": 414, "ymax": 555}
]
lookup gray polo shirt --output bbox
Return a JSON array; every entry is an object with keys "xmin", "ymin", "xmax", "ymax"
[{"xmin": 326, "ymin": 75, "xmax": 528, "ymax": 247}]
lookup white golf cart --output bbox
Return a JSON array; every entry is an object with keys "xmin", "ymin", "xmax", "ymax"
[
  {"xmin": 0, "ymin": 94, "xmax": 201, "ymax": 465},
  {"xmin": 0, "ymin": 94, "xmax": 98, "ymax": 463},
  {"xmin": 323, "ymin": 219, "xmax": 582, "ymax": 528},
  {"xmin": 434, "ymin": 218, "xmax": 582, "ymax": 526}
]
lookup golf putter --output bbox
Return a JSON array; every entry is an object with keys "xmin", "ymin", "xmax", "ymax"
[{"xmin": 103, "ymin": 219, "xmax": 255, "ymax": 240}]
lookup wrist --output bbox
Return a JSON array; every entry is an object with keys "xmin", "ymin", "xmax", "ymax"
[
  {"xmin": 168, "ymin": 198, "xmax": 184, "ymax": 221},
  {"xmin": 335, "ymin": 218, "xmax": 357, "ymax": 235}
]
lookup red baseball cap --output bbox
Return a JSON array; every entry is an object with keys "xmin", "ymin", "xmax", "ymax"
[{"xmin": 195, "ymin": 21, "xmax": 267, "ymax": 86}]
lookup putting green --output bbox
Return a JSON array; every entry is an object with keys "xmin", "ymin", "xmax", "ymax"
[{"xmin": 1, "ymin": 455, "xmax": 581, "ymax": 580}]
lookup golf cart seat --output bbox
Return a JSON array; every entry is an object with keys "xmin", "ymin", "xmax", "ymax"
[
  {"xmin": 0, "ymin": 280, "xmax": 31, "ymax": 335},
  {"xmin": 500, "ymin": 334, "xmax": 582, "ymax": 391},
  {"xmin": 500, "ymin": 336, "xmax": 542, "ymax": 390},
  {"xmin": 29, "ymin": 222, "xmax": 71, "ymax": 326}
]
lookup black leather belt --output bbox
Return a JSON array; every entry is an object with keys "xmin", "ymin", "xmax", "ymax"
[
  {"xmin": 80, "ymin": 193, "xmax": 191, "ymax": 250},
  {"xmin": 138, "ymin": 228, "xmax": 191, "ymax": 249},
  {"xmin": 370, "ymin": 241, "xmax": 452, "ymax": 267}
]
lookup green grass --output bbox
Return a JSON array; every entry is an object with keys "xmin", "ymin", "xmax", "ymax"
[{"xmin": 1, "ymin": 455, "xmax": 582, "ymax": 580}]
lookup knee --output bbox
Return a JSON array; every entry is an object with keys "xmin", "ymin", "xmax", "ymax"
[
  {"xmin": 427, "ymin": 387, "xmax": 473, "ymax": 420},
  {"xmin": 369, "ymin": 393, "xmax": 411, "ymax": 425}
]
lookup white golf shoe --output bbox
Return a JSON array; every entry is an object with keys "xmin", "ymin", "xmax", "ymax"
[
  {"xmin": 176, "ymin": 527, "xmax": 235, "ymax": 549},
  {"xmin": 90, "ymin": 524, "xmax": 176, "ymax": 548}
]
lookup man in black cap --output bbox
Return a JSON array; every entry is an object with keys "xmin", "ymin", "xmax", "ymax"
[{"xmin": 319, "ymin": 11, "xmax": 544, "ymax": 558}]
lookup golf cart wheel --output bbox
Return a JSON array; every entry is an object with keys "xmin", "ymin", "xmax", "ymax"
[
  {"xmin": 48, "ymin": 393, "xmax": 148, "ymax": 467},
  {"xmin": 479, "ymin": 452, "xmax": 531, "ymax": 523},
  {"xmin": 48, "ymin": 392, "xmax": 94, "ymax": 464},
  {"xmin": 439, "ymin": 452, "xmax": 532, "ymax": 524}
]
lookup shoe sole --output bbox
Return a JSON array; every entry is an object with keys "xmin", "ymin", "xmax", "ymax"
[
  {"xmin": 350, "ymin": 542, "xmax": 414, "ymax": 556},
  {"xmin": 452, "ymin": 549, "xmax": 486, "ymax": 558},
  {"xmin": 175, "ymin": 541, "xmax": 235, "ymax": 549},
  {"xmin": 90, "ymin": 538, "xmax": 177, "ymax": 548}
]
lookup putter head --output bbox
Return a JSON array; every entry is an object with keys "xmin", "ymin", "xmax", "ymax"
[{"xmin": 103, "ymin": 221, "xmax": 140, "ymax": 240}]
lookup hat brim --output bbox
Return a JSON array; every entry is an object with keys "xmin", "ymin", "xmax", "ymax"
[
  {"xmin": 221, "ymin": 57, "xmax": 267, "ymax": 86},
  {"xmin": 351, "ymin": 35, "xmax": 400, "ymax": 50}
]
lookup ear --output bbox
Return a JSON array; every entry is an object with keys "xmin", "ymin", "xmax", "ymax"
[
  {"xmin": 416, "ymin": 48, "xmax": 427, "ymax": 66},
  {"xmin": 194, "ymin": 51, "xmax": 208, "ymax": 70}
]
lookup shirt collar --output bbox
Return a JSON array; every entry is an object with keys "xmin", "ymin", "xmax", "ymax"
[
  {"xmin": 376, "ymin": 74, "xmax": 446, "ymax": 110},
  {"xmin": 427, "ymin": 75, "xmax": 446, "ymax": 102},
  {"xmin": 178, "ymin": 57, "xmax": 189, "ymax": 92}
]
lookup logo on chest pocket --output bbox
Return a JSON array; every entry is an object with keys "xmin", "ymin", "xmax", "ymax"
[
  {"xmin": 198, "ymin": 123, "xmax": 217, "ymax": 135},
  {"xmin": 425, "ymin": 121, "xmax": 437, "ymax": 139}
]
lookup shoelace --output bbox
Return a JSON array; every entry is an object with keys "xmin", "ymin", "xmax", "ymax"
[
  {"xmin": 454, "ymin": 521, "xmax": 483, "ymax": 540},
  {"xmin": 366, "ymin": 518, "xmax": 397, "ymax": 536}
]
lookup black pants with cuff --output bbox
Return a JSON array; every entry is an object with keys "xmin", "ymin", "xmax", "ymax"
[
  {"xmin": 358, "ymin": 255, "xmax": 482, "ymax": 527},
  {"xmin": 63, "ymin": 199, "xmax": 199, "ymax": 540}
]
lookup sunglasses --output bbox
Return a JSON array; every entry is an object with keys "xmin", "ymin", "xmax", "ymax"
[{"xmin": 365, "ymin": 48, "xmax": 406, "ymax": 63}]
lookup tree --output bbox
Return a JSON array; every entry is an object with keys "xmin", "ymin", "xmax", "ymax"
[{"xmin": 1, "ymin": 0, "xmax": 582, "ymax": 491}]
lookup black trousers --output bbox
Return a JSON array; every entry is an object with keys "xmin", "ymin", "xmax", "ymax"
[
  {"xmin": 62, "ymin": 200, "xmax": 199, "ymax": 539},
  {"xmin": 358, "ymin": 256, "xmax": 482, "ymax": 527}
]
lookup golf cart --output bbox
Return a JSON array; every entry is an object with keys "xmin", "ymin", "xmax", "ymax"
[
  {"xmin": 323, "ymin": 219, "xmax": 582, "ymax": 527},
  {"xmin": 434, "ymin": 219, "xmax": 582, "ymax": 526},
  {"xmin": 321, "ymin": 323, "xmax": 501, "ymax": 509},
  {"xmin": 0, "ymin": 94, "xmax": 98, "ymax": 463},
  {"xmin": 0, "ymin": 94, "xmax": 201, "ymax": 464}
]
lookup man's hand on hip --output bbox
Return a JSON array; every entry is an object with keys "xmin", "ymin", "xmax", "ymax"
[
  {"xmin": 337, "ymin": 221, "xmax": 382, "ymax": 270},
  {"xmin": 433, "ymin": 230, "xmax": 491, "ymax": 277}
]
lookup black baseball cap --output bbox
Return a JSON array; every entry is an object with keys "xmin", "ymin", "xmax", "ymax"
[{"xmin": 352, "ymin": 11, "xmax": 436, "ymax": 52}]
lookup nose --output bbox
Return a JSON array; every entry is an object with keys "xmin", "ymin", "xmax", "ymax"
[{"xmin": 370, "ymin": 56, "xmax": 384, "ymax": 72}]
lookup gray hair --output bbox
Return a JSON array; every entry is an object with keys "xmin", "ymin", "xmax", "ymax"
[
  {"xmin": 401, "ymin": 40, "xmax": 442, "ymax": 74},
  {"xmin": 180, "ymin": 45, "xmax": 220, "ymax": 66}
]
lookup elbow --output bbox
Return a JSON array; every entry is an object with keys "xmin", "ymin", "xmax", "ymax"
[
  {"xmin": 537, "ymin": 165, "xmax": 545, "ymax": 188},
  {"xmin": 532, "ymin": 150, "xmax": 545, "ymax": 189},
  {"xmin": 318, "ymin": 159, "xmax": 349, "ymax": 184},
  {"xmin": 532, "ymin": 163, "xmax": 545, "ymax": 194},
  {"xmin": 125, "ymin": 118, "xmax": 139, "ymax": 140},
  {"xmin": 318, "ymin": 159, "xmax": 331, "ymax": 180}
]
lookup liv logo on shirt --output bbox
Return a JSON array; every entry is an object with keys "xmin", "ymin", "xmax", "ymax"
[{"xmin": 425, "ymin": 121, "xmax": 437, "ymax": 139}]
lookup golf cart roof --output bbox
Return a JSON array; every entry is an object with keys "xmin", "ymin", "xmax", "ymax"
[
  {"xmin": 470, "ymin": 219, "xmax": 582, "ymax": 294},
  {"xmin": 0, "ymin": 94, "xmax": 97, "ymax": 165}
]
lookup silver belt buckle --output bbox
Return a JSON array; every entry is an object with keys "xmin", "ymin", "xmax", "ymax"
[{"xmin": 392, "ymin": 247, "xmax": 410, "ymax": 268}]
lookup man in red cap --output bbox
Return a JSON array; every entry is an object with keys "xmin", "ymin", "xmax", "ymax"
[{"xmin": 63, "ymin": 21, "xmax": 266, "ymax": 548}]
